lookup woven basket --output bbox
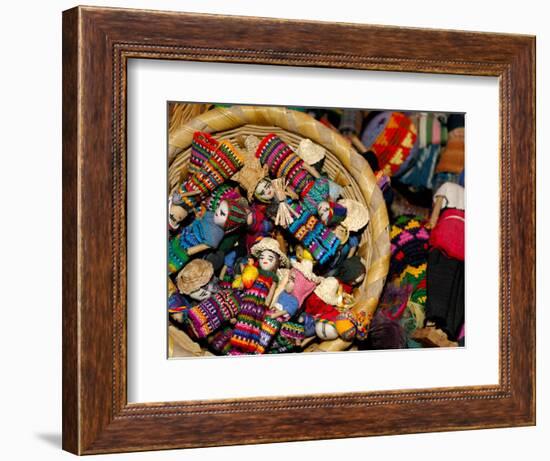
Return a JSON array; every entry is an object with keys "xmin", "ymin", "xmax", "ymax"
[{"xmin": 169, "ymin": 105, "xmax": 390, "ymax": 353}]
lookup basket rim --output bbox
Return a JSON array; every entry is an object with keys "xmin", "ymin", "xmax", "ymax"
[{"xmin": 168, "ymin": 105, "xmax": 391, "ymax": 351}]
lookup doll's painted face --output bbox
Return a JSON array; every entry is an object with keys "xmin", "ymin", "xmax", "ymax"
[
  {"xmin": 254, "ymin": 178, "xmax": 275, "ymax": 202},
  {"xmin": 169, "ymin": 204, "xmax": 187, "ymax": 230},
  {"xmin": 188, "ymin": 280, "xmax": 217, "ymax": 301},
  {"xmin": 258, "ymin": 249, "xmax": 279, "ymax": 272},
  {"xmin": 213, "ymin": 200, "xmax": 229, "ymax": 227},
  {"xmin": 317, "ymin": 201, "xmax": 330, "ymax": 225}
]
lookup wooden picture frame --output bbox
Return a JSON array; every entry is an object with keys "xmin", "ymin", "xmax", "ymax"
[{"xmin": 62, "ymin": 5, "xmax": 536, "ymax": 455}]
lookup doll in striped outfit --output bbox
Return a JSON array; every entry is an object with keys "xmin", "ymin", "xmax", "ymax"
[
  {"xmin": 169, "ymin": 132, "xmax": 245, "ymax": 231},
  {"xmin": 228, "ymin": 238, "xmax": 289, "ymax": 355},
  {"xmin": 168, "ymin": 197, "xmax": 250, "ymax": 274}
]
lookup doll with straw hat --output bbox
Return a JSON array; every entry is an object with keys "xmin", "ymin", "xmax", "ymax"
[{"xmin": 228, "ymin": 237, "xmax": 289, "ymax": 354}]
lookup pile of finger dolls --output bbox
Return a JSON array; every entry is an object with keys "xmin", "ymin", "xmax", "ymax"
[
  {"xmin": 168, "ymin": 131, "xmax": 371, "ymax": 355},
  {"xmin": 168, "ymin": 106, "xmax": 466, "ymax": 355}
]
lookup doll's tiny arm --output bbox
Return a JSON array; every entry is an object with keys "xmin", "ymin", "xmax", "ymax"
[
  {"xmin": 179, "ymin": 189, "xmax": 202, "ymax": 198},
  {"xmin": 427, "ymin": 195, "xmax": 444, "ymax": 229},
  {"xmin": 269, "ymin": 309, "xmax": 288, "ymax": 319},
  {"xmin": 219, "ymin": 265, "xmax": 228, "ymax": 280},
  {"xmin": 302, "ymin": 162, "xmax": 321, "ymax": 179},
  {"xmin": 187, "ymin": 243, "xmax": 211, "ymax": 256},
  {"xmin": 265, "ymin": 282, "xmax": 278, "ymax": 307}
]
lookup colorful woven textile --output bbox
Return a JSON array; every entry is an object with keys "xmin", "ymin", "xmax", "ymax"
[
  {"xmin": 256, "ymin": 134, "xmax": 316, "ymax": 198},
  {"xmin": 168, "ymin": 212, "xmax": 225, "ymax": 274},
  {"xmin": 361, "ymin": 112, "xmax": 417, "ymax": 177},
  {"xmin": 223, "ymin": 198, "xmax": 250, "ymax": 234},
  {"xmin": 228, "ymin": 269, "xmax": 278, "ymax": 354},
  {"xmin": 186, "ymin": 289, "xmax": 242, "ymax": 339},
  {"xmin": 389, "ymin": 215, "xmax": 430, "ymax": 280},
  {"xmin": 268, "ymin": 321, "xmax": 305, "ymax": 354},
  {"xmin": 288, "ymin": 203, "xmax": 340, "ymax": 265},
  {"xmin": 429, "ymin": 209, "xmax": 465, "ymax": 261},
  {"xmin": 188, "ymin": 132, "xmax": 219, "ymax": 177},
  {"xmin": 173, "ymin": 135, "xmax": 244, "ymax": 213}
]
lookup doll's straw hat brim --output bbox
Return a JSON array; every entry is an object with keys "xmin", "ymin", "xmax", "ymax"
[
  {"xmin": 251, "ymin": 237, "xmax": 289, "ymax": 268},
  {"xmin": 176, "ymin": 259, "xmax": 214, "ymax": 294}
]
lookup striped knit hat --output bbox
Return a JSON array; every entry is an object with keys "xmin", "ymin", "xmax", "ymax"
[
  {"xmin": 206, "ymin": 184, "xmax": 241, "ymax": 212},
  {"xmin": 222, "ymin": 198, "xmax": 250, "ymax": 234},
  {"xmin": 361, "ymin": 112, "xmax": 417, "ymax": 177},
  {"xmin": 256, "ymin": 133, "xmax": 316, "ymax": 198}
]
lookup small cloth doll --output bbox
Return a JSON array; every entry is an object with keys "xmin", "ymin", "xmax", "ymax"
[
  {"xmin": 169, "ymin": 133, "xmax": 245, "ymax": 231},
  {"xmin": 186, "ymin": 289, "xmax": 243, "ymax": 339},
  {"xmin": 304, "ymin": 277, "xmax": 342, "ymax": 340},
  {"xmin": 257, "ymin": 256, "xmax": 322, "ymax": 351},
  {"xmin": 169, "ymin": 259, "xmax": 219, "ymax": 324},
  {"xmin": 286, "ymin": 202, "xmax": 341, "ymax": 265},
  {"xmin": 304, "ymin": 277, "xmax": 357, "ymax": 341},
  {"xmin": 228, "ymin": 238, "xmax": 289, "ymax": 355},
  {"xmin": 168, "ymin": 197, "xmax": 250, "ymax": 274},
  {"xmin": 175, "ymin": 259, "xmax": 219, "ymax": 301},
  {"xmin": 255, "ymin": 133, "xmax": 317, "ymax": 198}
]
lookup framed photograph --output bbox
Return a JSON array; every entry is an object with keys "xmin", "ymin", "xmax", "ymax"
[{"xmin": 62, "ymin": 5, "xmax": 535, "ymax": 455}]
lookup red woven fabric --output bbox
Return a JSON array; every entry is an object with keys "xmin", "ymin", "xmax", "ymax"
[
  {"xmin": 304, "ymin": 292, "xmax": 340, "ymax": 321},
  {"xmin": 429, "ymin": 209, "xmax": 464, "ymax": 261}
]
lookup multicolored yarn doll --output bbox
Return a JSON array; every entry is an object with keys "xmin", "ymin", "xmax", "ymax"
[
  {"xmin": 255, "ymin": 133, "xmax": 317, "ymax": 198},
  {"xmin": 227, "ymin": 268, "xmax": 278, "ymax": 354},
  {"xmin": 186, "ymin": 289, "xmax": 243, "ymax": 339},
  {"xmin": 256, "ymin": 257, "xmax": 322, "ymax": 351},
  {"xmin": 287, "ymin": 202, "xmax": 340, "ymax": 265},
  {"xmin": 360, "ymin": 112, "xmax": 417, "ymax": 177},
  {"xmin": 303, "ymin": 277, "xmax": 355, "ymax": 341},
  {"xmin": 169, "ymin": 133, "xmax": 245, "ymax": 229},
  {"xmin": 168, "ymin": 198, "xmax": 250, "ymax": 274},
  {"xmin": 228, "ymin": 238, "xmax": 289, "ymax": 354}
]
